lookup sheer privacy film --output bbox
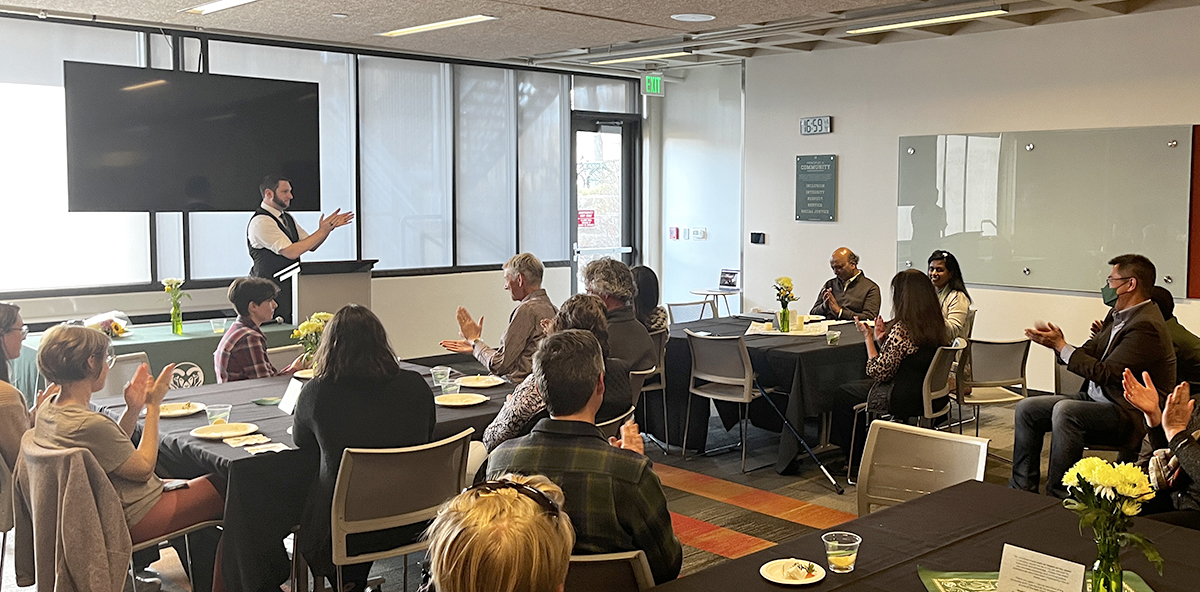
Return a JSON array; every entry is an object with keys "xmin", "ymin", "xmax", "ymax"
[
  {"xmin": 0, "ymin": 19, "xmax": 149, "ymax": 293},
  {"xmin": 455, "ymin": 66, "xmax": 517, "ymax": 266},
  {"xmin": 517, "ymin": 71, "xmax": 571, "ymax": 262},
  {"xmin": 359, "ymin": 57, "xmax": 454, "ymax": 270},
  {"xmin": 571, "ymin": 75, "xmax": 636, "ymax": 113},
  {"xmin": 191, "ymin": 42, "xmax": 357, "ymax": 279},
  {"xmin": 897, "ymin": 126, "xmax": 1191, "ymax": 296}
]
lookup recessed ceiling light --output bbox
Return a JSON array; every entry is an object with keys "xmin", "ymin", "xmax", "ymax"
[
  {"xmin": 671, "ymin": 13, "xmax": 715, "ymax": 22},
  {"xmin": 331, "ymin": 13, "xmax": 348, "ymax": 18},
  {"xmin": 377, "ymin": 15, "xmax": 497, "ymax": 37},
  {"xmin": 180, "ymin": 0, "xmax": 260, "ymax": 15},
  {"xmin": 590, "ymin": 50, "xmax": 692, "ymax": 66},
  {"xmin": 846, "ymin": 7, "xmax": 1009, "ymax": 34}
]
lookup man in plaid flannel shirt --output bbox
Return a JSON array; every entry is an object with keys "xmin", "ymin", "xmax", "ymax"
[
  {"xmin": 487, "ymin": 329, "xmax": 682, "ymax": 584},
  {"xmin": 214, "ymin": 277, "xmax": 301, "ymax": 383}
]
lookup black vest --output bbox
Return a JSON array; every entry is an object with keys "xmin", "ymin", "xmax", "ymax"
[{"xmin": 248, "ymin": 206, "xmax": 299, "ymax": 281}]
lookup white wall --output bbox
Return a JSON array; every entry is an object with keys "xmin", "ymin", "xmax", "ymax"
[
  {"xmin": 11, "ymin": 267, "xmax": 573, "ymax": 361},
  {"xmin": 661, "ymin": 63, "xmax": 744, "ymax": 307},
  {"xmin": 372, "ymin": 267, "xmax": 571, "ymax": 359},
  {"xmin": 743, "ymin": 6, "xmax": 1200, "ymax": 391}
]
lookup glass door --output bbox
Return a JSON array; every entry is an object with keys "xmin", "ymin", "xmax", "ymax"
[{"xmin": 571, "ymin": 112, "xmax": 641, "ymax": 291}]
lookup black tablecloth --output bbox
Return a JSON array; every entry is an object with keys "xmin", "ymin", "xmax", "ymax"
[
  {"xmin": 94, "ymin": 362, "xmax": 513, "ymax": 592},
  {"xmin": 645, "ymin": 318, "xmax": 867, "ymax": 471},
  {"xmin": 654, "ymin": 481, "xmax": 1200, "ymax": 592}
]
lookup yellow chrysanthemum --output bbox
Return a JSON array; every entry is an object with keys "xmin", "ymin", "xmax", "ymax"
[
  {"xmin": 775, "ymin": 277, "xmax": 793, "ymax": 290},
  {"xmin": 1113, "ymin": 463, "xmax": 1153, "ymax": 499},
  {"xmin": 1120, "ymin": 499, "xmax": 1143, "ymax": 516},
  {"xmin": 1062, "ymin": 456, "xmax": 1108, "ymax": 488},
  {"xmin": 312, "ymin": 312, "xmax": 334, "ymax": 323},
  {"xmin": 297, "ymin": 320, "xmax": 323, "ymax": 335},
  {"xmin": 290, "ymin": 330, "xmax": 303, "ymax": 339}
]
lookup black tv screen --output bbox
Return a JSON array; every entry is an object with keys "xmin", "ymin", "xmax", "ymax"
[{"xmin": 64, "ymin": 61, "xmax": 320, "ymax": 212}]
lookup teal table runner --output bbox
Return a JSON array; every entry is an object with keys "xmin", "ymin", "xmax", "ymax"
[{"xmin": 11, "ymin": 320, "xmax": 297, "ymax": 402}]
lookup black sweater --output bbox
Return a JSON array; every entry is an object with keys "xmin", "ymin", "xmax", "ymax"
[{"xmin": 292, "ymin": 369, "xmax": 436, "ymax": 575}]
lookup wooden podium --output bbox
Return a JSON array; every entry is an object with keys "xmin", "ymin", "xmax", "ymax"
[{"xmin": 274, "ymin": 260, "xmax": 376, "ymax": 324}]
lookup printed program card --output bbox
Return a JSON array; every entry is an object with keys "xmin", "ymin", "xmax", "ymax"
[{"xmin": 996, "ymin": 544, "xmax": 1085, "ymax": 592}]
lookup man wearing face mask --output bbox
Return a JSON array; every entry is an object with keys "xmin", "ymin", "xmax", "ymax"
[
  {"xmin": 247, "ymin": 175, "xmax": 354, "ymax": 323},
  {"xmin": 1016, "ymin": 254, "xmax": 1175, "ymax": 497}
]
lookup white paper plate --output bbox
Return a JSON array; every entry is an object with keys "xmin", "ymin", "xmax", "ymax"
[
  {"xmin": 457, "ymin": 375, "xmax": 505, "ymax": 388},
  {"xmin": 759, "ymin": 559, "xmax": 826, "ymax": 586},
  {"xmin": 158, "ymin": 401, "xmax": 206, "ymax": 417},
  {"xmin": 802, "ymin": 315, "xmax": 826, "ymax": 323},
  {"xmin": 435, "ymin": 393, "xmax": 490, "ymax": 407},
  {"xmin": 293, "ymin": 369, "xmax": 314, "ymax": 380},
  {"xmin": 190, "ymin": 422, "xmax": 259, "ymax": 440}
]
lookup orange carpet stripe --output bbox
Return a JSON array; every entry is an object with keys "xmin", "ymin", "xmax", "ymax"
[
  {"xmin": 655, "ymin": 463, "xmax": 856, "ymax": 529},
  {"xmin": 669, "ymin": 512, "xmax": 776, "ymax": 559}
]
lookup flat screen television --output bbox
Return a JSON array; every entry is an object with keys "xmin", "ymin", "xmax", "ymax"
[{"xmin": 64, "ymin": 61, "xmax": 320, "ymax": 212}]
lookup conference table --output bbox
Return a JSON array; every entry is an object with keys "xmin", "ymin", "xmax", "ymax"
[
  {"xmin": 93, "ymin": 361, "xmax": 513, "ymax": 592},
  {"xmin": 11, "ymin": 319, "xmax": 298, "ymax": 400},
  {"xmin": 647, "ymin": 317, "xmax": 868, "ymax": 472},
  {"xmin": 653, "ymin": 480, "xmax": 1199, "ymax": 592}
]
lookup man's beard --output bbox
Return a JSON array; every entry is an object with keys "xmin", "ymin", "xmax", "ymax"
[{"xmin": 271, "ymin": 195, "xmax": 288, "ymax": 210}]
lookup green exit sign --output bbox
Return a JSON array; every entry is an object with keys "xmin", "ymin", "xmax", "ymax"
[{"xmin": 642, "ymin": 73, "xmax": 664, "ymax": 97}]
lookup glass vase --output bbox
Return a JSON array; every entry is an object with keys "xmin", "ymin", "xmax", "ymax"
[
  {"xmin": 171, "ymin": 302, "xmax": 183, "ymax": 336},
  {"xmin": 1091, "ymin": 531, "xmax": 1122, "ymax": 592},
  {"xmin": 779, "ymin": 304, "xmax": 791, "ymax": 333}
]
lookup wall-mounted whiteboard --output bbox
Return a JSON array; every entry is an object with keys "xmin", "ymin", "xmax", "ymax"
[{"xmin": 897, "ymin": 126, "xmax": 1192, "ymax": 297}]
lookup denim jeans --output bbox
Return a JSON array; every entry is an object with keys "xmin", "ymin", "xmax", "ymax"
[{"xmin": 1009, "ymin": 392, "xmax": 1126, "ymax": 496}]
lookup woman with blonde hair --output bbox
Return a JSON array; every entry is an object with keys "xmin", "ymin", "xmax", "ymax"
[
  {"xmin": 423, "ymin": 474, "xmax": 574, "ymax": 592},
  {"xmin": 33, "ymin": 324, "xmax": 226, "ymax": 592}
]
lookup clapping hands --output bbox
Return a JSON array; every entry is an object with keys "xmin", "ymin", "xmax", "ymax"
[
  {"xmin": 609, "ymin": 419, "xmax": 645, "ymax": 456},
  {"xmin": 123, "ymin": 363, "xmax": 176, "ymax": 411}
]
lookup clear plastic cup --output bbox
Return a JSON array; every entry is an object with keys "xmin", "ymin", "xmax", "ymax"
[
  {"xmin": 823, "ymin": 531, "xmax": 861, "ymax": 573},
  {"xmin": 441, "ymin": 381, "xmax": 461, "ymax": 395},
  {"xmin": 206, "ymin": 404, "xmax": 232, "ymax": 425},
  {"xmin": 431, "ymin": 366, "xmax": 452, "ymax": 386},
  {"xmin": 826, "ymin": 331, "xmax": 841, "ymax": 346},
  {"xmin": 210, "ymin": 318, "xmax": 229, "ymax": 334}
]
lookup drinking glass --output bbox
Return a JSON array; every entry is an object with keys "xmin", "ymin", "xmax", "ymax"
[
  {"xmin": 210, "ymin": 318, "xmax": 229, "ymax": 334},
  {"xmin": 823, "ymin": 531, "xmax": 861, "ymax": 573},
  {"xmin": 206, "ymin": 404, "xmax": 232, "ymax": 425},
  {"xmin": 431, "ymin": 366, "xmax": 452, "ymax": 386},
  {"xmin": 441, "ymin": 381, "xmax": 461, "ymax": 395},
  {"xmin": 826, "ymin": 331, "xmax": 841, "ymax": 345}
]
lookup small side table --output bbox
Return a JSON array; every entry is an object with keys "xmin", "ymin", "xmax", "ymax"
[{"xmin": 689, "ymin": 289, "xmax": 740, "ymax": 318}]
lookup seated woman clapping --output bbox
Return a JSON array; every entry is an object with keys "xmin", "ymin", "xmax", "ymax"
[
  {"xmin": 828, "ymin": 269, "xmax": 949, "ymax": 471},
  {"xmin": 34, "ymin": 324, "xmax": 225, "ymax": 592},
  {"xmin": 1122, "ymin": 369, "xmax": 1200, "ymax": 530},
  {"xmin": 423, "ymin": 474, "xmax": 574, "ymax": 592}
]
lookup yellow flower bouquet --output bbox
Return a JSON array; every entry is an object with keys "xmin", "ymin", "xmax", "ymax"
[
  {"xmin": 291, "ymin": 311, "xmax": 333, "ymax": 365},
  {"xmin": 1061, "ymin": 457, "xmax": 1162, "ymax": 592},
  {"xmin": 774, "ymin": 276, "xmax": 799, "ymax": 332},
  {"xmin": 162, "ymin": 278, "xmax": 189, "ymax": 335}
]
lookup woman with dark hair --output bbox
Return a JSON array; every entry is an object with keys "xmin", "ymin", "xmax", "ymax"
[
  {"xmin": 481, "ymin": 294, "xmax": 632, "ymax": 451},
  {"xmin": 293, "ymin": 304, "xmax": 436, "ymax": 592},
  {"xmin": 928, "ymin": 250, "xmax": 972, "ymax": 341},
  {"xmin": 631, "ymin": 266, "xmax": 668, "ymax": 332},
  {"xmin": 0, "ymin": 303, "xmax": 53, "ymax": 489},
  {"xmin": 828, "ymin": 269, "xmax": 949, "ymax": 470}
]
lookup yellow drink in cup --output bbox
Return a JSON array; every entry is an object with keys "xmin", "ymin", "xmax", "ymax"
[
  {"xmin": 822, "ymin": 531, "xmax": 861, "ymax": 574},
  {"xmin": 827, "ymin": 552, "xmax": 857, "ymax": 571}
]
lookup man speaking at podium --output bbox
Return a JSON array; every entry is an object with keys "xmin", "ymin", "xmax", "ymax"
[{"xmin": 247, "ymin": 175, "xmax": 354, "ymax": 323}]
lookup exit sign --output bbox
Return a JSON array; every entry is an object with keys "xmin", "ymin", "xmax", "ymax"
[{"xmin": 642, "ymin": 73, "xmax": 664, "ymax": 97}]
